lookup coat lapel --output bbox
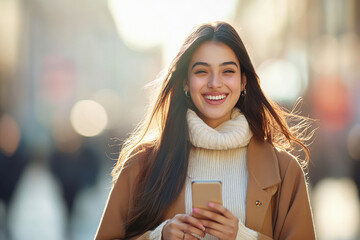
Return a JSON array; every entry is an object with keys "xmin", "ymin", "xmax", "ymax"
[{"xmin": 245, "ymin": 138, "xmax": 281, "ymax": 232}]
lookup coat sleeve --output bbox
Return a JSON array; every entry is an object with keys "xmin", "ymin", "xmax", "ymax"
[
  {"xmin": 94, "ymin": 150, "xmax": 156, "ymax": 240},
  {"xmin": 257, "ymin": 233, "xmax": 273, "ymax": 240},
  {"xmin": 273, "ymin": 151, "xmax": 316, "ymax": 240},
  {"xmin": 94, "ymin": 163, "xmax": 134, "ymax": 239}
]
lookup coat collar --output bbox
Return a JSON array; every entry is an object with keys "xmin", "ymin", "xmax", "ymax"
[{"xmin": 247, "ymin": 137, "xmax": 281, "ymax": 189}]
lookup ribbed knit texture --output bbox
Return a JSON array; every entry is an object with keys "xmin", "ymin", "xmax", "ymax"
[
  {"xmin": 187, "ymin": 108, "xmax": 252, "ymax": 150},
  {"xmin": 185, "ymin": 108, "xmax": 257, "ymax": 240},
  {"xmin": 149, "ymin": 220, "xmax": 168, "ymax": 239}
]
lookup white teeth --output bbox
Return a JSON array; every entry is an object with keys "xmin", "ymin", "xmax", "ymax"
[{"xmin": 205, "ymin": 95, "xmax": 226, "ymax": 100}]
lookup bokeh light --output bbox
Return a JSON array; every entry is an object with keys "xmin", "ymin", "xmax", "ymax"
[
  {"xmin": 313, "ymin": 178, "xmax": 359, "ymax": 240},
  {"xmin": 258, "ymin": 59, "xmax": 305, "ymax": 103},
  {"xmin": 70, "ymin": 100, "xmax": 108, "ymax": 137}
]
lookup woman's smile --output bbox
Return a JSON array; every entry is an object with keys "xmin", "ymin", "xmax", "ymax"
[{"xmin": 203, "ymin": 92, "xmax": 228, "ymax": 104}]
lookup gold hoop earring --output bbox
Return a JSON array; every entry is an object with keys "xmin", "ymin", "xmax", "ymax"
[{"xmin": 241, "ymin": 88, "xmax": 246, "ymax": 97}]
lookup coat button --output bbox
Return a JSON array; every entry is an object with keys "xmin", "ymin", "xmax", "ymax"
[{"xmin": 255, "ymin": 200, "xmax": 263, "ymax": 207}]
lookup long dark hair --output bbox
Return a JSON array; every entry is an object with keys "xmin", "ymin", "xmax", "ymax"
[{"xmin": 112, "ymin": 22, "xmax": 313, "ymax": 238}]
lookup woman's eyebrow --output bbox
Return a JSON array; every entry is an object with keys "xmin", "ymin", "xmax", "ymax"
[
  {"xmin": 220, "ymin": 61, "xmax": 238, "ymax": 68},
  {"xmin": 191, "ymin": 62, "xmax": 209, "ymax": 69},
  {"xmin": 191, "ymin": 61, "xmax": 238, "ymax": 70}
]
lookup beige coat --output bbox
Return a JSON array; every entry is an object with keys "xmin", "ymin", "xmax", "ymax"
[{"xmin": 95, "ymin": 138, "xmax": 316, "ymax": 240}]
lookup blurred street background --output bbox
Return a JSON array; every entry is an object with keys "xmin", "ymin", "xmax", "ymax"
[{"xmin": 0, "ymin": 0, "xmax": 359, "ymax": 239}]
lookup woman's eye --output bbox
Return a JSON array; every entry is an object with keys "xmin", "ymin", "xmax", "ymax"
[
  {"xmin": 194, "ymin": 70, "xmax": 207, "ymax": 74},
  {"xmin": 224, "ymin": 70, "xmax": 235, "ymax": 74}
]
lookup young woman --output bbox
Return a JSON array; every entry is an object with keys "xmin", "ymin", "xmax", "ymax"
[{"xmin": 95, "ymin": 22, "xmax": 316, "ymax": 240}]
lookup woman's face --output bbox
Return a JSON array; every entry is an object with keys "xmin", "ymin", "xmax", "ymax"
[{"xmin": 185, "ymin": 41, "xmax": 246, "ymax": 128}]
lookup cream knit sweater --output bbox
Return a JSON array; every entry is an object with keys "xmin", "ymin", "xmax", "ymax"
[{"xmin": 150, "ymin": 108, "xmax": 258, "ymax": 240}]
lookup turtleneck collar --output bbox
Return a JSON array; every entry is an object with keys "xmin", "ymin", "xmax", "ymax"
[{"xmin": 186, "ymin": 108, "xmax": 253, "ymax": 150}]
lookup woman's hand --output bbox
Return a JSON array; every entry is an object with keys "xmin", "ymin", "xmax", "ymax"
[
  {"xmin": 193, "ymin": 203, "xmax": 239, "ymax": 240},
  {"xmin": 162, "ymin": 214, "xmax": 206, "ymax": 240}
]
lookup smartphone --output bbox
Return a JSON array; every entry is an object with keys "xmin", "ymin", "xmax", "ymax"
[{"xmin": 191, "ymin": 180, "xmax": 222, "ymax": 218}]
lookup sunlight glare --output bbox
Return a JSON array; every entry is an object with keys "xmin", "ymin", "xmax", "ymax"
[{"xmin": 108, "ymin": 0, "xmax": 238, "ymax": 65}]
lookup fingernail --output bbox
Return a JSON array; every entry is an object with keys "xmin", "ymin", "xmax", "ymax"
[
  {"xmin": 208, "ymin": 202, "xmax": 214, "ymax": 207},
  {"xmin": 193, "ymin": 208, "xmax": 199, "ymax": 213},
  {"xmin": 202, "ymin": 226, "xmax": 206, "ymax": 231}
]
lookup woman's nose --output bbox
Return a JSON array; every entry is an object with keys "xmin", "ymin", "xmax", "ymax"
[{"xmin": 207, "ymin": 73, "xmax": 222, "ymax": 88}]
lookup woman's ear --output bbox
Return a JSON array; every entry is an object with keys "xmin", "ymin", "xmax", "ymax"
[
  {"xmin": 241, "ymin": 73, "xmax": 247, "ymax": 91},
  {"xmin": 183, "ymin": 79, "xmax": 189, "ymax": 92}
]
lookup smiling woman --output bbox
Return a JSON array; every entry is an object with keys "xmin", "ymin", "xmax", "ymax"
[{"xmin": 95, "ymin": 22, "xmax": 316, "ymax": 240}]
